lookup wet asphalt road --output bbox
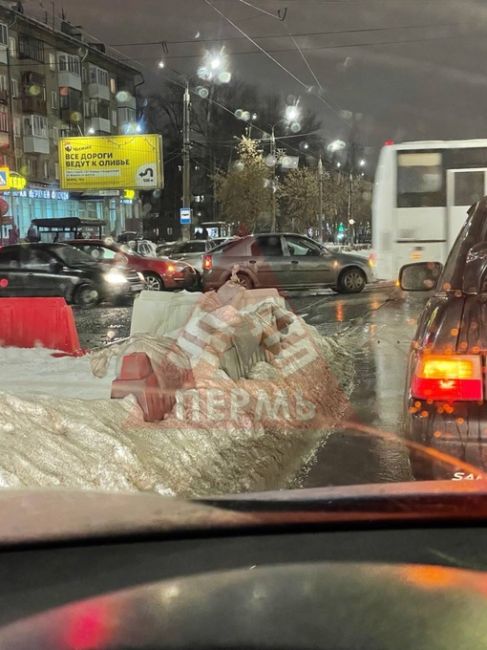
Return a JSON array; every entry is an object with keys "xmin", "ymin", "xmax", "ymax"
[{"xmin": 73, "ymin": 286, "xmax": 428, "ymax": 487}]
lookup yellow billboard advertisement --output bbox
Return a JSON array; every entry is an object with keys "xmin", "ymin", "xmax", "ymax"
[{"xmin": 58, "ymin": 134, "xmax": 163, "ymax": 190}]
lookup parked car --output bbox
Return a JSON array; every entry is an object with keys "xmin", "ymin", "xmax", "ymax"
[
  {"xmin": 0, "ymin": 242, "xmax": 145, "ymax": 307},
  {"xmin": 201, "ymin": 233, "xmax": 375, "ymax": 293},
  {"xmin": 66, "ymin": 239, "xmax": 198, "ymax": 291},
  {"xmin": 400, "ymin": 196, "xmax": 487, "ymax": 479},
  {"xmin": 165, "ymin": 239, "xmax": 224, "ymax": 274}
]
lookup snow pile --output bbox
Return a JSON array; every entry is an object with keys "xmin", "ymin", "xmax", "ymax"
[{"xmin": 0, "ymin": 288, "xmax": 353, "ymax": 496}]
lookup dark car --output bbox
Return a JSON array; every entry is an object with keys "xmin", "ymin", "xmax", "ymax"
[
  {"xmin": 201, "ymin": 233, "xmax": 375, "ymax": 293},
  {"xmin": 400, "ymin": 196, "xmax": 487, "ymax": 479},
  {"xmin": 66, "ymin": 239, "xmax": 198, "ymax": 291},
  {"xmin": 0, "ymin": 242, "xmax": 145, "ymax": 307}
]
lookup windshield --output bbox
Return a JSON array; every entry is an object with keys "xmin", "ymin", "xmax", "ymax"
[{"xmin": 2, "ymin": 0, "xmax": 487, "ymax": 514}]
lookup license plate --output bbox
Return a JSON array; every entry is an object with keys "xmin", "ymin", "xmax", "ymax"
[{"xmin": 130, "ymin": 283, "xmax": 145, "ymax": 292}]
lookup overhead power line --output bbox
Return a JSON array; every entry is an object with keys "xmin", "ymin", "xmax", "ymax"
[{"xmin": 109, "ymin": 22, "xmax": 466, "ymax": 47}]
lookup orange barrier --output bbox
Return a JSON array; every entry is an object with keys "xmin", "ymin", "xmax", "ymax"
[
  {"xmin": 0, "ymin": 297, "xmax": 83, "ymax": 355},
  {"xmin": 111, "ymin": 351, "xmax": 195, "ymax": 422}
]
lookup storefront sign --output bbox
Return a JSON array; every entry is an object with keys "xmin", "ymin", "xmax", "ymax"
[
  {"xmin": 58, "ymin": 135, "xmax": 164, "ymax": 191},
  {"xmin": 3, "ymin": 189, "xmax": 69, "ymax": 200}
]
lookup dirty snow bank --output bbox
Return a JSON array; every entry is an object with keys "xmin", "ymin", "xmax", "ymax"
[{"xmin": 0, "ymin": 292, "xmax": 354, "ymax": 496}]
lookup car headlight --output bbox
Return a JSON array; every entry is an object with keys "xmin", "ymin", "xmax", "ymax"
[{"xmin": 104, "ymin": 269, "xmax": 128, "ymax": 285}]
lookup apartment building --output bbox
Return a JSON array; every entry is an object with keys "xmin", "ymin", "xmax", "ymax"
[{"xmin": 0, "ymin": 1, "xmax": 141, "ymax": 237}]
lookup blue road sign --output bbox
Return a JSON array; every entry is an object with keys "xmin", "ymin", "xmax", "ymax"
[{"xmin": 180, "ymin": 207, "xmax": 191, "ymax": 224}]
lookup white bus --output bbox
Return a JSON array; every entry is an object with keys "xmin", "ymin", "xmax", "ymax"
[{"xmin": 372, "ymin": 138, "xmax": 487, "ymax": 279}]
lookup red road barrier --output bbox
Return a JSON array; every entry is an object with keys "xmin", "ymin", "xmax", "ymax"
[
  {"xmin": 0, "ymin": 297, "xmax": 83, "ymax": 355},
  {"xmin": 111, "ymin": 351, "xmax": 195, "ymax": 422}
]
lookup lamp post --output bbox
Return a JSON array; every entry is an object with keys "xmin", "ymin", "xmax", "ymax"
[
  {"xmin": 158, "ymin": 51, "xmax": 230, "ymax": 240},
  {"xmin": 267, "ymin": 102, "xmax": 302, "ymax": 232},
  {"xmin": 318, "ymin": 157, "xmax": 324, "ymax": 242},
  {"xmin": 181, "ymin": 81, "xmax": 191, "ymax": 241}
]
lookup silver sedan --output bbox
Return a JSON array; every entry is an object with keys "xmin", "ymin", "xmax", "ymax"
[{"xmin": 201, "ymin": 233, "xmax": 375, "ymax": 293}]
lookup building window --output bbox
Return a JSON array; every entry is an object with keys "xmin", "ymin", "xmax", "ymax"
[
  {"xmin": 57, "ymin": 52, "xmax": 80, "ymax": 75},
  {"xmin": 51, "ymin": 125, "xmax": 58, "ymax": 141},
  {"xmin": 13, "ymin": 116, "xmax": 21, "ymax": 137},
  {"xmin": 51, "ymin": 90, "xmax": 57, "ymax": 109},
  {"xmin": 23, "ymin": 115, "xmax": 48, "ymax": 138},
  {"xmin": 0, "ymin": 74, "xmax": 7, "ymax": 91},
  {"xmin": 110, "ymin": 77, "xmax": 116, "ymax": 94},
  {"xmin": 118, "ymin": 107, "xmax": 136, "ymax": 124},
  {"xmin": 18, "ymin": 34, "xmax": 45, "ymax": 63},
  {"xmin": 59, "ymin": 87, "xmax": 82, "ymax": 112},
  {"xmin": 0, "ymin": 24, "xmax": 8, "ymax": 48},
  {"xmin": 8, "ymin": 36, "xmax": 16, "ymax": 58},
  {"xmin": 54, "ymin": 162, "xmax": 59, "ymax": 179},
  {"xmin": 81, "ymin": 65, "xmax": 88, "ymax": 84},
  {"xmin": 88, "ymin": 64, "xmax": 109, "ymax": 86},
  {"xmin": 84, "ymin": 100, "xmax": 89, "ymax": 117},
  {"xmin": 48, "ymin": 51, "xmax": 56, "ymax": 70},
  {"xmin": 88, "ymin": 98, "xmax": 97, "ymax": 117},
  {"xmin": 0, "ymin": 106, "xmax": 8, "ymax": 132},
  {"xmin": 11, "ymin": 78, "xmax": 18, "ymax": 98},
  {"xmin": 43, "ymin": 160, "xmax": 48, "ymax": 178},
  {"xmin": 111, "ymin": 109, "xmax": 117, "ymax": 126},
  {"xmin": 98, "ymin": 100, "xmax": 109, "ymax": 120}
]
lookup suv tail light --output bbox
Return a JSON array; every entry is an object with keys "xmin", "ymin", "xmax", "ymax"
[
  {"xmin": 203, "ymin": 254, "xmax": 213, "ymax": 271},
  {"xmin": 411, "ymin": 354, "xmax": 483, "ymax": 402}
]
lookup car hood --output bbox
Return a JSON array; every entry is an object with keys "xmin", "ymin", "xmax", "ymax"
[{"xmin": 2, "ymin": 481, "xmax": 487, "ymax": 546}]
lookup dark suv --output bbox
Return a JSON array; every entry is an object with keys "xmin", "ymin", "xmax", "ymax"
[{"xmin": 0, "ymin": 243, "xmax": 144, "ymax": 307}]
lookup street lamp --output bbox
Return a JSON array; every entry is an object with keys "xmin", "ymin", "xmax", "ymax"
[{"xmin": 359, "ymin": 158, "xmax": 366, "ymax": 167}]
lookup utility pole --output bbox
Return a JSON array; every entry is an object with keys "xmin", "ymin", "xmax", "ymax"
[
  {"xmin": 318, "ymin": 157, "xmax": 324, "ymax": 242},
  {"xmin": 270, "ymin": 126, "xmax": 277, "ymax": 232},
  {"xmin": 182, "ymin": 81, "xmax": 191, "ymax": 241},
  {"xmin": 347, "ymin": 140, "xmax": 356, "ymax": 244}
]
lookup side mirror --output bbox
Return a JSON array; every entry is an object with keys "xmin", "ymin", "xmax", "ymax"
[
  {"xmin": 463, "ymin": 242, "xmax": 487, "ymax": 294},
  {"xmin": 399, "ymin": 262, "xmax": 443, "ymax": 291},
  {"xmin": 49, "ymin": 260, "xmax": 63, "ymax": 274}
]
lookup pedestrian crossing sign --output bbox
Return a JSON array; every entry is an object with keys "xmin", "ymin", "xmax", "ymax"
[{"xmin": 0, "ymin": 167, "xmax": 10, "ymax": 190}]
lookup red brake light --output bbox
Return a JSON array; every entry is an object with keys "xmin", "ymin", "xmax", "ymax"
[
  {"xmin": 411, "ymin": 354, "xmax": 483, "ymax": 402},
  {"xmin": 384, "ymin": 139, "xmax": 395, "ymax": 146},
  {"xmin": 203, "ymin": 254, "xmax": 212, "ymax": 271}
]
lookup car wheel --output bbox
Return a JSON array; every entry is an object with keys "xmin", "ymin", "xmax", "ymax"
[
  {"xmin": 236, "ymin": 272, "xmax": 254, "ymax": 289},
  {"xmin": 143, "ymin": 272, "xmax": 164, "ymax": 291},
  {"xmin": 337, "ymin": 267, "xmax": 366, "ymax": 294},
  {"xmin": 74, "ymin": 284, "xmax": 100, "ymax": 308}
]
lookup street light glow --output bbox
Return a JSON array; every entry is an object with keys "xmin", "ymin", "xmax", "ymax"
[
  {"xmin": 87, "ymin": 127, "xmax": 95, "ymax": 135},
  {"xmin": 158, "ymin": 60, "xmax": 165, "ymax": 69},
  {"xmin": 359, "ymin": 158, "xmax": 366, "ymax": 167},
  {"xmin": 285, "ymin": 105, "xmax": 300, "ymax": 122},
  {"xmin": 327, "ymin": 139, "xmax": 346, "ymax": 153},
  {"xmin": 336, "ymin": 161, "xmax": 341, "ymax": 168},
  {"xmin": 209, "ymin": 55, "xmax": 223, "ymax": 70}
]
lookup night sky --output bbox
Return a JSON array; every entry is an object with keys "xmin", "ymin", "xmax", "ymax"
[{"xmin": 28, "ymin": 0, "xmax": 487, "ymax": 159}]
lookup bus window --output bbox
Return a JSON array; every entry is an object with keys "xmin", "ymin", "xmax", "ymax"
[
  {"xmin": 454, "ymin": 171, "xmax": 484, "ymax": 206},
  {"xmin": 397, "ymin": 152, "xmax": 443, "ymax": 207}
]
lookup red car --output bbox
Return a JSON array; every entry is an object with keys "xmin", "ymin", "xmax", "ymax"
[{"xmin": 67, "ymin": 239, "xmax": 198, "ymax": 291}]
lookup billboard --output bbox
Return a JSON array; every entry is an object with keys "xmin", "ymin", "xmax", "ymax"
[{"xmin": 58, "ymin": 135, "xmax": 163, "ymax": 191}]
